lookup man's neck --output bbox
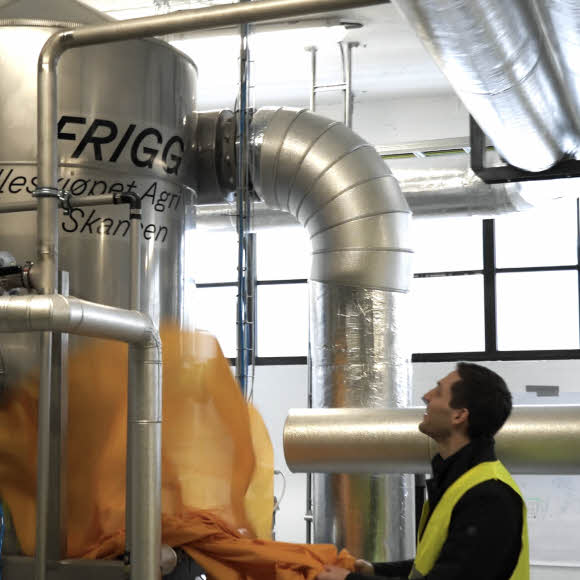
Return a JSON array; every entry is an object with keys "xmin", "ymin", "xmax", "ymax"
[{"xmin": 437, "ymin": 433, "xmax": 471, "ymax": 460}]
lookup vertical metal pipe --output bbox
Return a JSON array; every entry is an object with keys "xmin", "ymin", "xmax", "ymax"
[
  {"xmin": 130, "ymin": 214, "xmax": 142, "ymax": 312},
  {"xmin": 128, "ymin": 340, "xmax": 162, "ymax": 580},
  {"xmin": 306, "ymin": 46, "xmax": 317, "ymax": 112},
  {"xmin": 235, "ymin": 17, "xmax": 251, "ymax": 395},
  {"xmin": 36, "ymin": 34, "xmax": 65, "ymax": 580},
  {"xmin": 246, "ymin": 232, "xmax": 257, "ymax": 371},
  {"xmin": 343, "ymin": 41, "xmax": 357, "ymax": 128},
  {"xmin": 45, "ymin": 271, "xmax": 69, "ymax": 561},
  {"xmin": 126, "ymin": 212, "xmax": 142, "ymax": 554}
]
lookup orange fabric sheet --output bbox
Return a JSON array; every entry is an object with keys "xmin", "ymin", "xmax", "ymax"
[{"xmin": 0, "ymin": 324, "xmax": 353, "ymax": 579}]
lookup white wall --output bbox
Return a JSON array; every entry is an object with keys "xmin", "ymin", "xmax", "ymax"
[
  {"xmin": 250, "ymin": 365, "xmax": 309, "ymax": 543},
  {"xmin": 251, "ymin": 360, "xmax": 580, "ymax": 579}
]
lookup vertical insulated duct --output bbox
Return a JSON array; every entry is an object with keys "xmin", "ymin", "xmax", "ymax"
[{"xmin": 250, "ymin": 107, "xmax": 414, "ymax": 560}]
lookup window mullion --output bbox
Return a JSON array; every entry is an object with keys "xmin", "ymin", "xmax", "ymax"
[{"xmin": 483, "ymin": 219, "xmax": 497, "ymax": 353}]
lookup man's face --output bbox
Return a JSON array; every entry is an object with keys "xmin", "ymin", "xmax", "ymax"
[{"xmin": 419, "ymin": 370, "xmax": 466, "ymax": 441}]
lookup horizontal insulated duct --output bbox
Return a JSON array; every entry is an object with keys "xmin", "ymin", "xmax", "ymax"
[
  {"xmin": 393, "ymin": 0, "xmax": 579, "ymax": 171},
  {"xmin": 284, "ymin": 406, "xmax": 580, "ymax": 474}
]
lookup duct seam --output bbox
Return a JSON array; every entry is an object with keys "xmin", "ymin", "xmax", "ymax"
[
  {"xmin": 309, "ymin": 209, "xmax": 412, "ymax": 239},
  {"xmin": 293, "ymin": 143, "xmax": 377, "ymax": 220},
  {"xmin": 303, "ymin": 174, "xmax": 398, "ymax": 229},
  {"xmin": 277, "ymin": 116, "xmax": 341, "ymax": 214}
]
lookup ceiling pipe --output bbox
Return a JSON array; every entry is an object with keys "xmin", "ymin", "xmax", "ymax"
[
  {"xmin": 283, "ymin": 406, "xmax": 580, "ymax": 475},
  {"xmin": 533, "ymin": 0, "xmax": 580, "ymax": 125},
  {"xmin": 250, "ymin": 107, "xmax": 414, "ymax": 561},
  {"xmin": 392, "ymin": 0, "xmax": 579, "ymax": 172},
  {"xmin": 196, "ymin": 157, "xmax": 580, "ymax": 230}
]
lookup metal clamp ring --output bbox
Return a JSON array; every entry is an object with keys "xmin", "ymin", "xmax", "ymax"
[{"xmin": 32, "ymin": 186, "xmax": 60, "ymax": 198}]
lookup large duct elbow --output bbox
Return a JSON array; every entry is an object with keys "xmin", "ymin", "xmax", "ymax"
[
  {"xmin": 250, "ymin": 108, "xmax": 413, "ymax": 291},
  {"xmin": 250, "ymin": 108, "xmax": 414, "ymax": 560},
  {"xmin": 393, "ymin": 0, "xmax": 578, "ymax": 172}
]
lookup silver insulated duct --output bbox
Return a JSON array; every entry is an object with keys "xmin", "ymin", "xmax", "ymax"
[
  {"xmin": 250, "ymin": 107, "xmax": 414, "ymax": 560},
  {"xmin": 534, "ymin": 0, "xmax": 580, "ymax": 123},
  {"xmin": 393, "ymin": 0, "xmax": 579, "ymax": 172}
]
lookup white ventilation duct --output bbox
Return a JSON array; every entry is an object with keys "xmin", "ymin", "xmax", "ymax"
[
  {"xmin": 534, "ymin": 0, "xmax": 580, "ymax": 124},
  {"xmin": 392, "ymin": 0, "xmax": 580, "ymax": 172},
  {"xmin": 197, "ymin": 155, "xmax": 580, "ymax": 229},
  {"xmin": 250, "ymin": 107, "xmax": 414, "ymax": 560}
]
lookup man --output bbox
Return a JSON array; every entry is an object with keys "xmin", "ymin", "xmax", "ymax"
[{"xmin": 317, "ymin": 362, "xmax": 529, "ymax": 580}]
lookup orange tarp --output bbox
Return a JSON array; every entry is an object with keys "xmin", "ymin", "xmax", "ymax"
[{"xmin": 0, "ymin": 325, "xmax": 353, "ymax": 579}]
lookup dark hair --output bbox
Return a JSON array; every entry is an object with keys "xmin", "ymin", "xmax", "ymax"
[{"xmin": 450, "ymin": 362, "xmax": 512, "ymax": 439}]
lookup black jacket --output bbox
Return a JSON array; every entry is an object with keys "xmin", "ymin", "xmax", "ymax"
[{"xmin": 346, "ymin": 437, "xmax": 523, "ymax": 580}]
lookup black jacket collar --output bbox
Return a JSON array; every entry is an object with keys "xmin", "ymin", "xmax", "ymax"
[{"xmin": 427, "ymin": 436, "xmax": 496, "ymax": 511}]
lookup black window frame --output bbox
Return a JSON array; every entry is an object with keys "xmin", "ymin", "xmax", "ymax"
[{"xmin": 197, "ymin": 200, "xmax": 580, "ymax": 365}]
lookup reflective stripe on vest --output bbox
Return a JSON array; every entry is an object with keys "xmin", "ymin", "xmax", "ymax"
[{"xmin": 410, "ymin": 460, "xmax": 529, "ymax": 580}]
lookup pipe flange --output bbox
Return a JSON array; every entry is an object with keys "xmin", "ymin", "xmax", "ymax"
[{"xmin": 195, "ymin": 110, "xmax": 237, "ymax": 204}]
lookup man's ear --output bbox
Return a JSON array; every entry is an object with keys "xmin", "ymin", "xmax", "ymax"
[{"xmin": 451, "ymin": 407, "xmax": 469, "ymax": 428}]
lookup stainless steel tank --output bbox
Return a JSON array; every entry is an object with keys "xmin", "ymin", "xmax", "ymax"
[{"xmin": 0, "ymin": 0, "xmax": 198, "ymax": 385}]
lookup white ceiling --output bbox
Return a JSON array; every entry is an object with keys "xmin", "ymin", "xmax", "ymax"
[{"xmin": 78, "ymin": 0, "xmax": 453, "ymax": 113}]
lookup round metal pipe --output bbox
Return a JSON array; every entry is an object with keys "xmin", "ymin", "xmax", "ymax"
[
  {"xmin": 251, "ymin": 108, "xmax": 414, "ymax": 560},
  {"xmin": 393, "ymin": 0, "xmax": 578, "ymax": 171},
  {"xmin": 284, "ymin": 406, "xmax": 580, "ymax": 474}
]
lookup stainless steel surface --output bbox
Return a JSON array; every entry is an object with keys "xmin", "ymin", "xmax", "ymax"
[
  {"xmin": 36, "ymin": 330, "xmax": 54, "ymax": 580},
  {"xmin": 0, "ymin": 16, "xmax": 197, "ymax": 386},
  {"xmin": 0, "ymin": 194, "xmax": 135, "ymax": 214},
  {"xmin": 194, "ymin": 110, "xmax": 236, "ymax": 203},
  {"xmin": 32, "ymin": 2, "xmax": 384, "ymax": 576},
  {"xmin": 251, "ymin": 107, "xmax": 413, "ymax": 559},
  {"xmin": 196, "ymin": 201, "xmax": 300, "ymax": 231},
  {"xmin": 307, "ymin": 46, "xmax": 317, "ymax": 112},
  {"xmin": 310, "ymin": 283, "xmax": 414, "ymax": 560},
  {"xmin": 47, "ymin": 0, "xmax": 387, "ymax": 51},
  {"xmin": 343, "ymin": 42, "xmax": 355, "ymax": 128},
  {"xmin": 160, "ymin": 545, "xmax": 178, "ymax": 576},
  {"xmin": 130, "ymin": 218, "xmax": 141, "ymax": 311},
  {"xmin": 198, "ymin": 151, "xmax": 580, "ymax": 227},
  {"xmin": 393, "ymin": 0, "xmax": 578, "ymax": 171},
  {"xmin": 0, "ymin": 293, "xmax": 162, "ymax": 580},
  {"xmin": 251, "ymin": 107, "xmax": 412, "ymax": 290},
  {"xmin": 0, "ymin": 294, "xmax": 152, "ymax": 341},
  {"xmin": 126, "ymin": 212, "xmax": 141, "ymax": 553},
  {"xmin": 46, "ymin": 272, "xmax": 69, "ymax": 562},
  {"xmin": 534, "ymin": 0, "xmax": 580, "ymax": 133},
  {"xmin": 2, "ymin": 556, "xmax": 127, "ymax": 580},
  {"xmin": 284, "ymin": 406, "xmax": 580, "ymax": 474}
]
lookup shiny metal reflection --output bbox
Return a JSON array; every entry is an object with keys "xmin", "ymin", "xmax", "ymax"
[
  {"xmin": 284, "ymin": 406, "xmax": 580, "ymax": 474},
  {"xmin": 393, "ymin": 0, "xmax": 579, "ymax": 171}
]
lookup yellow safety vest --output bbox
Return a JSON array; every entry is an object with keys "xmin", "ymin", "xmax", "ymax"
[{"xmin": 410, "ymin": 460, "xmax": 529, "ymax": 580}]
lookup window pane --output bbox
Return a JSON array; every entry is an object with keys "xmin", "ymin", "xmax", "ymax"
[
  {"xmin": 497, "ymin": 271, "xmax": 579, "ymax": 350},
  {"xmin": 411, "ymin": 217, "xmax": 483, "ymax": 274},
  {"xmin": 410, "ymin": 275, "xmax": 485, "ymax": 353},
  {"xmin": 257, "ymin": 228, "xmax": 311, "ymax": 281},
  {"xmin": 257, "ymin": 283, "xmax": 308, "ymax": 356},
  {"xmin": 189, "ymin": 230, "xmax": 238, "ymax": 283},
  {"xmin": 495, "ymin": 199, "xmax": 578, "ymax": 268},
  {"xmin": 191, "ymin": 286, "xmax": 237, "ymax": 358}
]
